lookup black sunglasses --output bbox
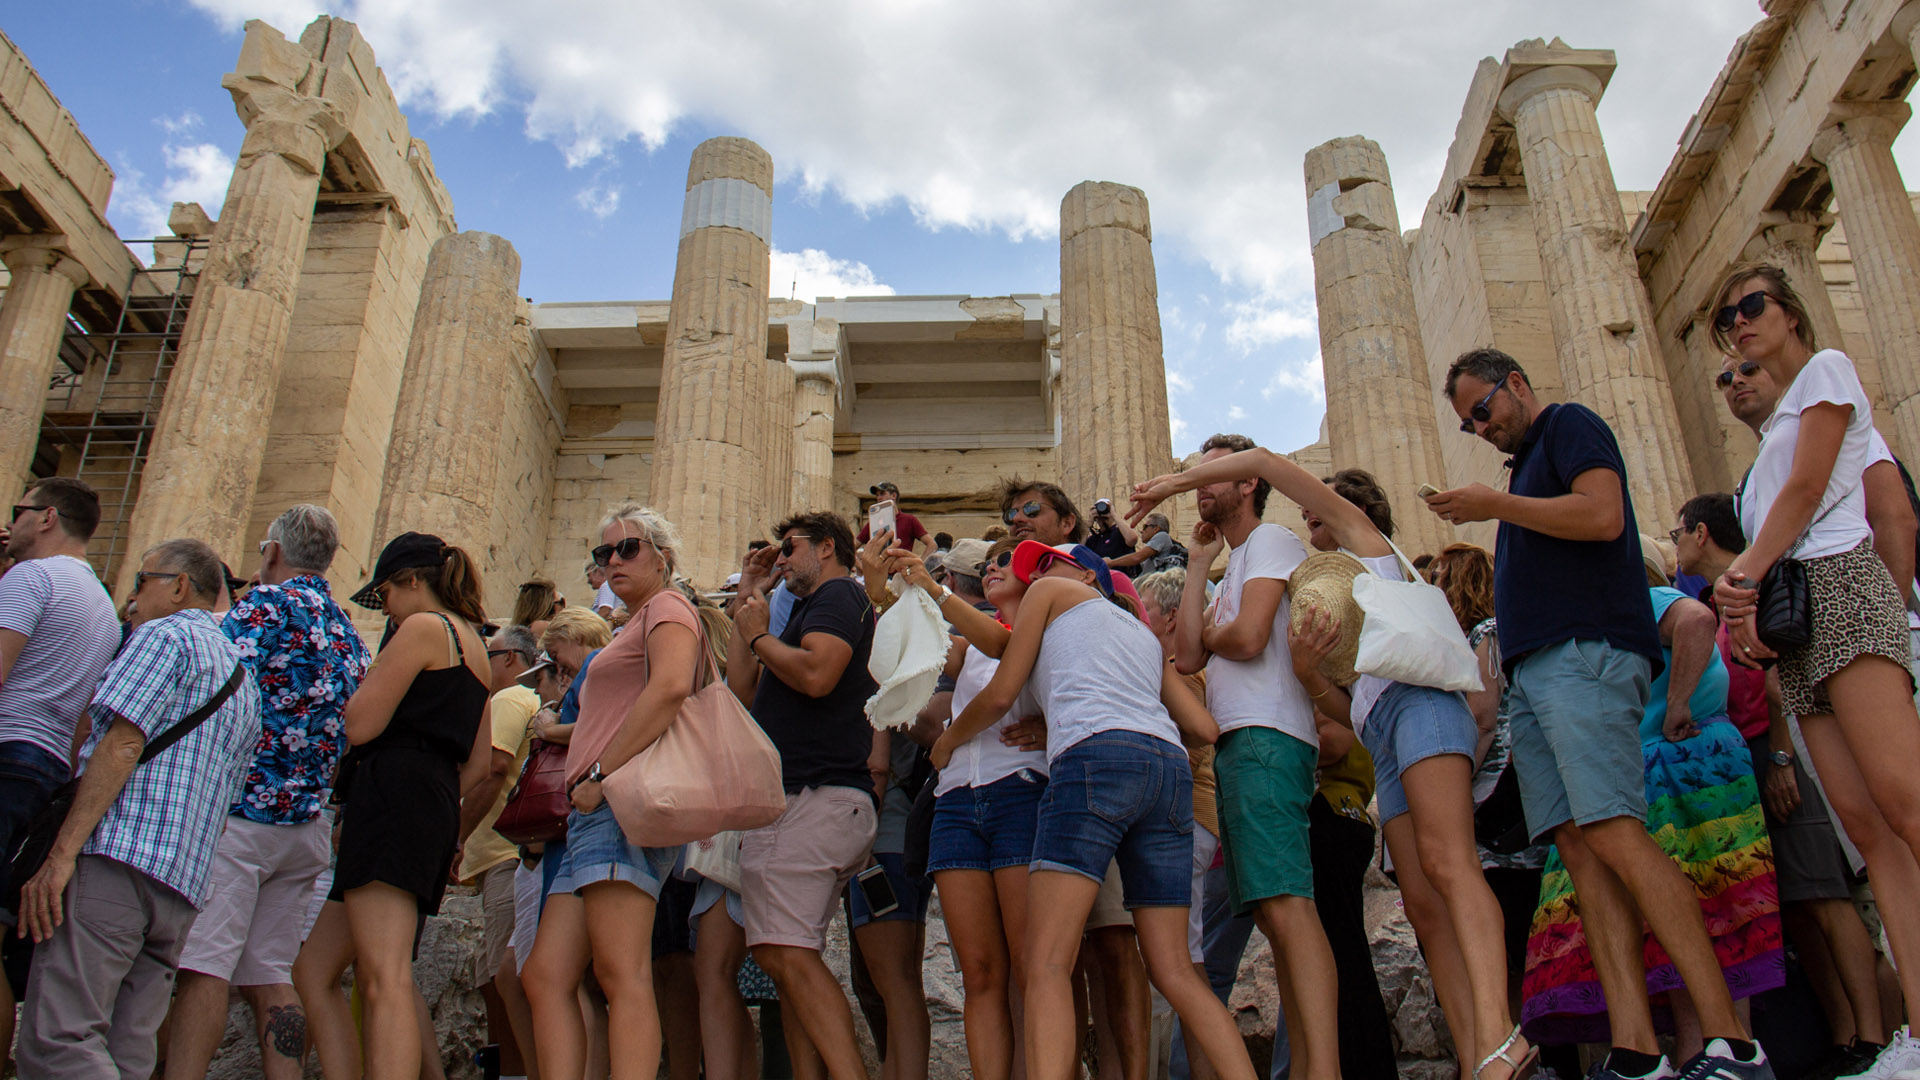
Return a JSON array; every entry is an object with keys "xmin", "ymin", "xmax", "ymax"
[
  {"xmin": 590, "ymin": 537, "xmax": 650, "ymax": 567},
  {"xmin": 1003, "ymin": 500, "xmax": 1046, "ymax": 525},
  {"xmin": 990, "ymin": 551, "xmax": 1014, "ymax": 569},
  {"xmin": 1713, "ymin": 290, "xmax": 1773, "ymax": 333},
  {"xmin": 1714, "ymin": 360, "xmax": 1761, "ymax": 389},
  {"xmin": 1458, "ymin": 381, "xmax": 1508, "ymax": 434},
  {"xmin": 10, "ymin": 504, "xmax": 50, "ymax": 520},
  {"xmin": 780, "ymin": 534, "xmax": 814, "ymax": 558},
  {"xmin": 134, "ymin": 570, "xmax": 184, "ymax": 590}
]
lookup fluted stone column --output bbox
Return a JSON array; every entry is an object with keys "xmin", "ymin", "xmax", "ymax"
[
  {"xmin": 1811, "ymin": 103, "xmax": 1920, "ymax": 461},
  {"xmin": 1497, "ymin": 63, "xmax": 1694, "ymax": 525},
  {"xmin": 1742, "ymin": 215, "xmax": 1845, "ymax": 351},
  {"xmin": 650, "ymin": 138, "xmax": 774, "ymax": 586},
  {"xmin": 790, "ymin": 357, "xmax": 839, "ymax": 513},
  {"xmin": 764, "ymin": 359, "xmax": 796, "ymax": 521},
  {"xmin": 121, "ymin": 79, "xmax": 348, "ymax": 588},
  {"xmin": 1059, "ymin": 182, "xmax": 1176, "ymax": 505},
  {"xmin": 371, "ymin": 232, "xmax": 522, "ymax": 552},
  {"xmin": 0, "ymin": 237, "xmax": 88, "ymax": 495},
  {"xmin": 1304, "ymin": 137, "xmax": 1453, "ymax": 556}
]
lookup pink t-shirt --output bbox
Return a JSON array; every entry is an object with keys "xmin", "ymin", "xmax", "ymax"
[{"xmin": 564, "ymin": 589, "xmax": 703, "ymax": 786}]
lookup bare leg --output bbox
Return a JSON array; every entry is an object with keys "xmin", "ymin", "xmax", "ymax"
[
  {"xmin": 694, "ymin": 904, "xmax": 755, "ymax": 1080},
  {"xmin": 1385, "ymin": 819, "xmax": 1476, "ymax": 1078},
  {"xmin": 1086, "ymin": 927, "xmax": 1151, "ymax": 1080},
  {"xmin": 937, "ymin": 870, "xmax": 1016, "ymax": 1080},
  {"xmin": 854, "ymin": 918, "xmax": 930, "ymax": 1080},
  {"xmin": 580, "ymin": 880, "xmax": 663, "ymax": 1080},
  {"xmin": 345, "ymin": 882, "xmax": 427, "ymax": 1080},
  {"xmin": 493, "ymin": 950, "xmax": 540, "ymax": 1080},
  {"xmin": 1023, "ymin": 870, "xmax": 1101, "ymax": 1080},
  {"xmin": 522, "ymin": 892, "xmax": 591, "ymax": 1080},
  {"xmin": 415, "ymin": 985, "xmax": 445, "ymax": 1080},
  {"xmin": 292, "ymin": 900, "xmax": 361, "ymax": 1080},
  {"xmin": 163, "ymin": 969, "xmax": 234, "ymax": 1080},
  {"xmin": 656, "ymin": 951, "xmax": 702, "ymax": 1080},
  {"xmin": 242, "ymin": 983, "xmax": 313, "ymax": 1080},
  {"xmin": 1131, "ymin": 906, "xmax": 1255, "ymax": 1080},
  {"xmin": 1252, "ymin": 895, "xmax": 1340, "ymax": 1080},
  {"xmin": 753, "ymin": 944, "xmax": 868, "ymax": 1080}
]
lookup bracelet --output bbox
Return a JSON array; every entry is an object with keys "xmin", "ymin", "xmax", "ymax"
[
  {"xmin": 1309, "ymin": 685, "xmax": 1333, "ymax": 701},
  {"xmin": 750, "ymin": 632, "xmax": 771, "ymax": 653}
]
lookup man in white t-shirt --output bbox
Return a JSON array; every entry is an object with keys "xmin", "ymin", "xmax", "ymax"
[
  {"xmin": 586, "ymin": 560, "xmax": 619, "ymax": 619},
  {"xmin": 0, "ymin": 478, "xmax": 121, "ymax": 1063},
  {"xmin": 1172, "ymin": 433, "xmax": 1340, "ymax": 1080}
]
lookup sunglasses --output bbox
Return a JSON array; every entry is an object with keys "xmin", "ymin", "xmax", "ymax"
[
  {"xmin": 134, "ymin": 570, "xmax": 184, "ymax": 590},
  {"xmin": 10, "ymin": 504, "xmax": 50, "ymax": 520},
  {"xmin": 1458, "ymin": 381, "xmax": 1508, "ymax": 434},
  {"xmin": 1003, "ymin": 500, "xmax": 1047, "ymax": 525},
  {"xmin": 987, "ymin": 551, "xmax": 1015, "ymax": 570},
  {"xmin": 779, "ymin": 534, "xmax": 814, "ymax": 558},
  {"xmin": 1714, "ymin": 360, "xmax": 1761, "ymax": 389},
  {"xmin": 591, "ymin": 537, "xmax": 651, "ymax": 567},
  {"xmin": 1713, "ymin": 290, "xmax": 1773, "ymax": 333}
]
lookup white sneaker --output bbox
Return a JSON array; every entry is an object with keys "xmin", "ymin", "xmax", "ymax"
[{"xmin": 1841, "ymin": 1029, "xmax": 1920, "ymax": 1080}]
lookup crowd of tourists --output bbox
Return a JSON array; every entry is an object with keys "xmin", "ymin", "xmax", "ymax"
[{"xmin": 1, "ymin": 260, "xmax": 1919, "ymax": 1080}]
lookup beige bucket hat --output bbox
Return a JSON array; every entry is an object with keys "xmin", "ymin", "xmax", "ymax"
[{"xmin": 1287, "ymin": 550, "xmax": 1368, "ymax": 686}]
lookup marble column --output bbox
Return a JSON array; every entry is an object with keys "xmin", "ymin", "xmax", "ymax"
[
  {"xmin": 789, "ymin": 356, "xmax": 839, "ymax": 514},
  {"xmin": 0, "ymin": 237, "xmax": 88, "ymax": 495},
  {"xmin": 764, "ymin": 358, "xmax": 796, "ymax": 520},
  {"xmin": 650, "ymin": 137, "xmax": 774, "ymax": 587},
  {"xmin": 1811, "ymin": 103, "xmax": 1920, "ymax": 461},
  {"xmin": 1058, "ymin": 181, "xmax": 1176, "ymax": 506},
  {"xmin": 120, "ymin": 80, "xmax": 347, "ymax": 589},
  {"xmin": 1742, "ymin": 215, "xmax": 1845, "ymax": 352},
  {"xmin": 371, "ymin": 232, "xmax": 523, "ymax": 552},
  {"xmin": 1497, "ymin": 62, "xmax": 1694, "ymax": 526},
  {"xmin": 1303, "ymin": 137, "xmax": 1453, "ymax": 556}
]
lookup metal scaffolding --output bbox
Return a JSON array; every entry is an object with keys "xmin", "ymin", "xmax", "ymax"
[{"xmin": 40, "ymin": 237, "xmax": 206, "ymax": 582}]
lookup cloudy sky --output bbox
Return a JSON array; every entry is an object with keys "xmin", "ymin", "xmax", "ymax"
[{"xmin": 14, "ymin": 1, "xmax": 1920, "ymax": 455}]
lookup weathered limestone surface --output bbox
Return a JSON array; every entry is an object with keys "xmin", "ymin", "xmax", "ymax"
[
  {"xmin": 763, "ymin": 357, "xmax": 796, "ymax": 527},
  {"xmin": 371, "ymin": 232, "xmax": 523, "ymax": 565},
  {"xmin": 1304, "ymin": 137, "xmax": 1453, "ymax": 557},
  {"xmin": 119, "ymin": 22, "xmax": 350, "ymax": 594},
  {"xmin": 481, "ymin": 301, "xmax": 563, "ymax": 615},
  {"xmin": 1059, "ymin": 182, "xmax": 1176, "ymax": 506},
  {"xmin": 1812, "ymin": 104, "xmax": 1920, "ymax": 461},
  {"xmin": 0, "ymin": 237, "xmax": 87, "ymax": 493},
  {"xmin": 650, "ymin": 137, "xmax": 774, "ymax": 587},
  {"xmin": 791, "ymin": 357, "xmax": 840, "ymax": 514},
  {"xmin": 1496, "ymin": 51, "xmax": 1693, "ymax": 526}
]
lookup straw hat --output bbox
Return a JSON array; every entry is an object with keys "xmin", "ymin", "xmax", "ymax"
[{"xmin": 1287, "ymin": 551, "xmax": 1368, "ymax": 686}]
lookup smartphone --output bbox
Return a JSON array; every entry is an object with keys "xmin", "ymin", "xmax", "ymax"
[
  {"xmin": 869, "ymin": 499, "xmax": 897, "ymax": 538},
  {"xmin": 854, "ymin": 862, "xmax": 900, "ymax": 918},
  {"xmin": 1416, "ymin": 483, "xmax": 1441, "ymax": 499}
]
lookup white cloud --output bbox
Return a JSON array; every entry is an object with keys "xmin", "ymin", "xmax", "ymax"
[
  {"xmin": 1165, "ymin": 369, "xmax": 1194, "ymax": 396},
  {"xmin": 1226, "ymin": 405, "xmax": 1247, "ymax": 421},
  {"xmin": 1262, "ymin": 350, "xmax": 1325, "ymax": 405},
  {"xmin": 1225, "ymin": 297, "xmax": 1317, "ymax": 352},
  {"xmin": 107, "ymin": 114, "xmax": 235, "ymax": 240},
  {"xmin": 573, "ymin": 183, "xmax": 621, "ymax": 218},
  {"xmin": 770, "ymin": 247, "xmax": 894, "ymax": 301}
]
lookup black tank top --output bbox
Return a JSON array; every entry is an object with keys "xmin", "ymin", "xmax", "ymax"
[{"xmin": 361, "ymin": 612, "xmax": 490, "ymax": 763}]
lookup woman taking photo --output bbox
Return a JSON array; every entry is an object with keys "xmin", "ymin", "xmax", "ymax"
[
  {"xmin": 932, "ymin": 541, "xmax": 1254, "ymax": 1080},
  {"xmin": 1712, "ymin": 263, "xmax": 1920, "ymax": 1076},
  {"xmin": 522, "ymin": 504, "xmax": 704, "ymax": 1080},
  {"xmin": 295, "ymin": 532, "xmax": 494, "ymax": 1080},
  {"xmin": 1131, "ymin": 457, "xmax": 1531, "ymax": 1080}
]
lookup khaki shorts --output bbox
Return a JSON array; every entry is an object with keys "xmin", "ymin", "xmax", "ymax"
[
  {"xmin": 478, "ymin": 862, "xmax": 517, "ymax": 983},
  {"xmin": 176, "ymin": 816, "xmax": 331, "ymax": 984},
  {"xmin": 740, "ymin": 786, "xmax": 877, "ymax": 951},
  {"xmin": 1085, "ymin": 861, "xmax": 1130, "ymax": 930}
]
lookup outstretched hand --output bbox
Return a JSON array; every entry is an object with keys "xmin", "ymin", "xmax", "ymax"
[{"xmin": 1128, "ymin": 472, "xmax": 1192, "ymax": 526}]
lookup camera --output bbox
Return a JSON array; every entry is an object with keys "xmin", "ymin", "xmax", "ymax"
[{"xmin": 1092, "ymin": 498, "xmax": 1113, "ymax": 516}]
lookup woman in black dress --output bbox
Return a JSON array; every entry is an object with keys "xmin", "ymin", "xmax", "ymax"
[{"xmin": 292, "ymin": 532, "xmax": 493, "ymax": 1080}]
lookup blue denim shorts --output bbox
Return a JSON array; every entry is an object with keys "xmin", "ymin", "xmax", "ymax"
[
  {"xmin": 927, "ymin": 769, "xmax": 1046, "ymax": 874},
  {"xmin": 1362, "ymin": 682, "xmax": 1480, "ymax": 825},
  {"xmin": 546, "ymin": 802, "xmax": 679, "ymax": 899},
  {"xmin": 848, "ymin": 851, "xmax": 933, "ymax": 927},
  {"xmin": 1507, "ymin": 638, "xmax": 1651, "ymax": 840},
  {"xmin": 1031, "ymin": 731, "xmax": 1193, "ymax": 909}
]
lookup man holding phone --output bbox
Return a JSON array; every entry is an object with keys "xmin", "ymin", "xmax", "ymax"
[{"xmin": 858, "ymin": 482, "xmax": 932, "ymax": 555}]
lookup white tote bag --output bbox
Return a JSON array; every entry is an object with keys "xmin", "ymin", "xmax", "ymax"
[
  {"xmin": 684, "ymin": 830, "xmax": 744, "ymax": 894},
  {"xmin": 1350, "ymin": 538, "xmax": 1483, "ymax": 693}
]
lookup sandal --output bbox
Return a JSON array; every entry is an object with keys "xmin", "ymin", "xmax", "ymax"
[{"xmin": 1475, "ymin": 1025, "xmax": 1540, "ymax": 1080}]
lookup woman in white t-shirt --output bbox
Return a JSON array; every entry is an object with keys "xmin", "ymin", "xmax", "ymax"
[
  {"xmin": 1710, "ymin": 263, "xmax": 1920, "ymax": 1070},
  {"xmin": 1131, "ymin": 452, "xmax": 1533, "ymax": 1080}
]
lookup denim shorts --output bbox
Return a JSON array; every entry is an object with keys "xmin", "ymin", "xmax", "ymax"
[
  {"xmin": 848, "ymin": 851, "xmax": 933, "ymax": 927},
  {"xmin": 0, "ymin": 740, "xmax": 69, "ymax": 914},
  {"xmin": 1507, "ymin": 638, "xmax": 1651, "ymax": 840},
  {"xmin": 1031, "ymin": 730, "xmax": 1193, "ymax": 909},
  {"xmin": 927, "ymin": 769, "xmax": 1045, "ymax": 874},
  {"xmin": 546, "ymin": 802, "xmax": 679, "ymax": 899},
  {"xmin": 1361, "ymin": 682, "xmax": 1480, "ymax": 825}
]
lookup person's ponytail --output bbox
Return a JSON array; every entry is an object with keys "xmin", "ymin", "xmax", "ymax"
[{"xmin": 433, "ymin": 545, "xmax": 488, "ymax": 626}]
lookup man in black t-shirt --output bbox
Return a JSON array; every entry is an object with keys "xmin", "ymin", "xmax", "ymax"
[
  {"xmin": 728, "ymin": 511, "xmax": 877, "ymax": 1080},
  {"xmin": 1082, "ymin": 497, "xmax": 1138, "ymax": 574}
]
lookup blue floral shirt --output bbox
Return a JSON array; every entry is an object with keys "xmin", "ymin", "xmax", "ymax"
[{"xmin": 221, "ymin": 575, "xmax": 371, "ymax": 824}]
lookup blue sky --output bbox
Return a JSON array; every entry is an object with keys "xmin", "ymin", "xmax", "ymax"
[{"xmin": 13, "ymin": 1, "xmax": 1920, "ymax": 458}]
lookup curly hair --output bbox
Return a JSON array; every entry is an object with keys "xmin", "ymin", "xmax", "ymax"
[
  {"xmin": 1324, "ymin": 468, "xmax": 1394, "ymax": 539},
  {"xmin": 1429, "ymin": 543, "xmax": 1495, "ymax": 633}
]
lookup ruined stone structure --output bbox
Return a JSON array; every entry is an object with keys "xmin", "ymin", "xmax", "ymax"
[{"xmin": 1305, "ymin": 2, "xmax": 1920, "ymax": 550}]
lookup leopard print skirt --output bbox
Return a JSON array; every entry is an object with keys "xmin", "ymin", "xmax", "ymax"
[{"xmin": 1779, "ymin": 539, "xmax": 1914, "ymax": 717}]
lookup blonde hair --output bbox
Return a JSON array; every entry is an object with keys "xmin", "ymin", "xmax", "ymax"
[
  {"xmin": 599, "ymin": 502, "xmax": 686, "ymax": 583},
  {"xmin": 541, "ymin": 606, "xmax": 613, "ymax": 652}
]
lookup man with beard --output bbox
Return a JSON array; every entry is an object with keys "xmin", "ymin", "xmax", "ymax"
[
  {"xmin": 1168, "ymin": 434, "xmax": 1340, "ymax": 1080},
  {"xmin": 998, "ymin": 478, "xmax": 1147, "ymax": 612},
  {"xmin": 1428, "ymin": 348, "xmax": 1769, "ymax": 1080},
  {"xmin": 730, "ymin": 512, "xmax": 879, "ymax": 1080}
]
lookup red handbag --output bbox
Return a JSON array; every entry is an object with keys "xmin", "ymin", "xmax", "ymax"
[{"xmin": 493, "ymin": 739, "xmax": 571, "ymax": 846}]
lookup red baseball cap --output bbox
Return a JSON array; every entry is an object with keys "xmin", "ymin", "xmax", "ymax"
[{"xmin": 1010, "ymin": 540, "xmax": 1115, "ymax": 598}]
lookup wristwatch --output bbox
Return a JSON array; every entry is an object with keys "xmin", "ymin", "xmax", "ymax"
[
  {"xmin": 569, "ymin": 760, "xmax": 605, "ymax": 795},
  {"xmin": 1769, "ymin": 750, "xmax": 1794, "ymax": 768},
  {"xmin": 934, "ymin": 584, "xmax": 953, "ymax": 605}
]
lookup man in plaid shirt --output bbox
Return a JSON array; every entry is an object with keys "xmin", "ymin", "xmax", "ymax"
[{"xmin": 14, "ymin": 538, "xmax": 260, "ymax": 1078}]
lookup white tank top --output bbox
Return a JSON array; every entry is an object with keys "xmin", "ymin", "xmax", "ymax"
[{"xmin": 1027, "ymin": 597, "xmax": 1182, "ymax": 762}]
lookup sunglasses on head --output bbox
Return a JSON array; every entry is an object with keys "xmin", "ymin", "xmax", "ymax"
[
  {"xmin": 1458, "ymin": 381, "xmax": 1508, "ymax": 434},
  {"xmin": 1003, "ymin": 501, "xmax": 1046, "ymax": 525},
  {"xmin": 779, "ymin": 534, "xmax": 814, "ymax": 558},
  {"xmin": 1714, "ymin": 360, "xmax": 1761, "ymax": 389},
  {"xmin": 1713, "ymin": 290, "xmax": 1774, "ymax": 333},
  {"xmin": 591, "ymin": 536, "xmax": 650, "ymax": 567}
]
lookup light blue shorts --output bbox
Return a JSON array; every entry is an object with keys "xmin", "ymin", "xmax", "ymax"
[
  {"xmin": 1361, "ymin": 682, "xmax": 1479, "ymax": 824},
  {"xmin": 1506, "ymin": 638, "xmax": 1651, "ymax": 841},
  {"xmin": 546, "ymin": 802, "xmax": 680, "ymax": 899}
]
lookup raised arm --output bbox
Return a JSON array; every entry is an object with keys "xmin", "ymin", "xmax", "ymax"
[
  {"xmin": 932, "ymin": 581, "xmax": 1072, "ymax": 766},
  {"xmin": 1129, "ymin": 447, "xmax": 1389, "ymax": 557},
  {"xmin": 891, "ymin": 547, "xmax": 1011, "ymax": 656}
]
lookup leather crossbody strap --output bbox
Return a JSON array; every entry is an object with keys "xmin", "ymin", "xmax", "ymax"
[{"xmin": 138, "ymin": 662, "xmax": 246, "ymax": 764}]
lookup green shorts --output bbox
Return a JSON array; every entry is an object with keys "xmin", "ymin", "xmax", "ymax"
[{"xmin": 1215, "ymin": 726, "xmax": 1318, "ymax": 913}]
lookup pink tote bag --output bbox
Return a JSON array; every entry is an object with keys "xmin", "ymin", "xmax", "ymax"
[{"xmin": 603, "ymin": 622, "xmax": 787, "ymax": 847}]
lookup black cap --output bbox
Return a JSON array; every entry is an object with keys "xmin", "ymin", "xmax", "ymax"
[
  {"xmin": 869, "ymin": 481, "xmax": 899, "ymax": 496},
  {"xmin": 350, "ymin": 531, "xmax": 449, "ymax": 610},
  {"xmin": 220, "ymin": 561, "xmax": 248, "ymax": 597}
]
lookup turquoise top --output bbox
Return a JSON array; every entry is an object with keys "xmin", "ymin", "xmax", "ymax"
[{"xmin": 1641, "ymin": 586, "xmax": 1730, "ymax": 744}]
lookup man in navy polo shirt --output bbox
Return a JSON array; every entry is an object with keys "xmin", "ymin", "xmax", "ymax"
[{"xmin": 1426, "ymin": 348, "xmax": 1772, "ymax": 1080}]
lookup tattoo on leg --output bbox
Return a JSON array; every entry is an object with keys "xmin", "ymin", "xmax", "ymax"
[{"xmin": 264, "ymin": 1003, "xmax": 307, "ymax": 1059}]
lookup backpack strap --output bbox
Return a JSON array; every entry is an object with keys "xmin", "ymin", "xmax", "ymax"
[{"xmin": 139, "ymin": 662, "xmax": 246, "ymax": 764}]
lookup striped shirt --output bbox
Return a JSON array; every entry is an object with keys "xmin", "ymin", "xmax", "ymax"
[
  {"xmin": 78, "ymin": 608, "xmax": 261, "ymax": 904},
  {"xmin": 0, "ymin": 555, "xmax": 120, "ymax": 764}
]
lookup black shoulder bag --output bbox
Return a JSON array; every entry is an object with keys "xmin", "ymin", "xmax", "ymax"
[
  {"xmin": 1737, "ymin": 468, "xmax": 1846, "ymax": 656},
  {"xmin": 3, "ymin": 662, "xmax": 246, "ymax": 913}
]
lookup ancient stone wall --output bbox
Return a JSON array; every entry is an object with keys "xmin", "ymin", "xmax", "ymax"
[
  {"xmin": 832, "ymin": 445, "xmax": 1062, "ymax": 547},
  {"xmin": 480, "ymin": 301, "xmax": 564, "ymax": 617}
]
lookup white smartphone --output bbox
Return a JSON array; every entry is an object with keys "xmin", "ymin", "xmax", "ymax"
[
  {"xmin": 869, "ymin": 499, "xmax": 897, "ymax": 538},
  {"xmin": 1416, "ymin": 483, "xmax": 1441, "ymax": 499}
]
